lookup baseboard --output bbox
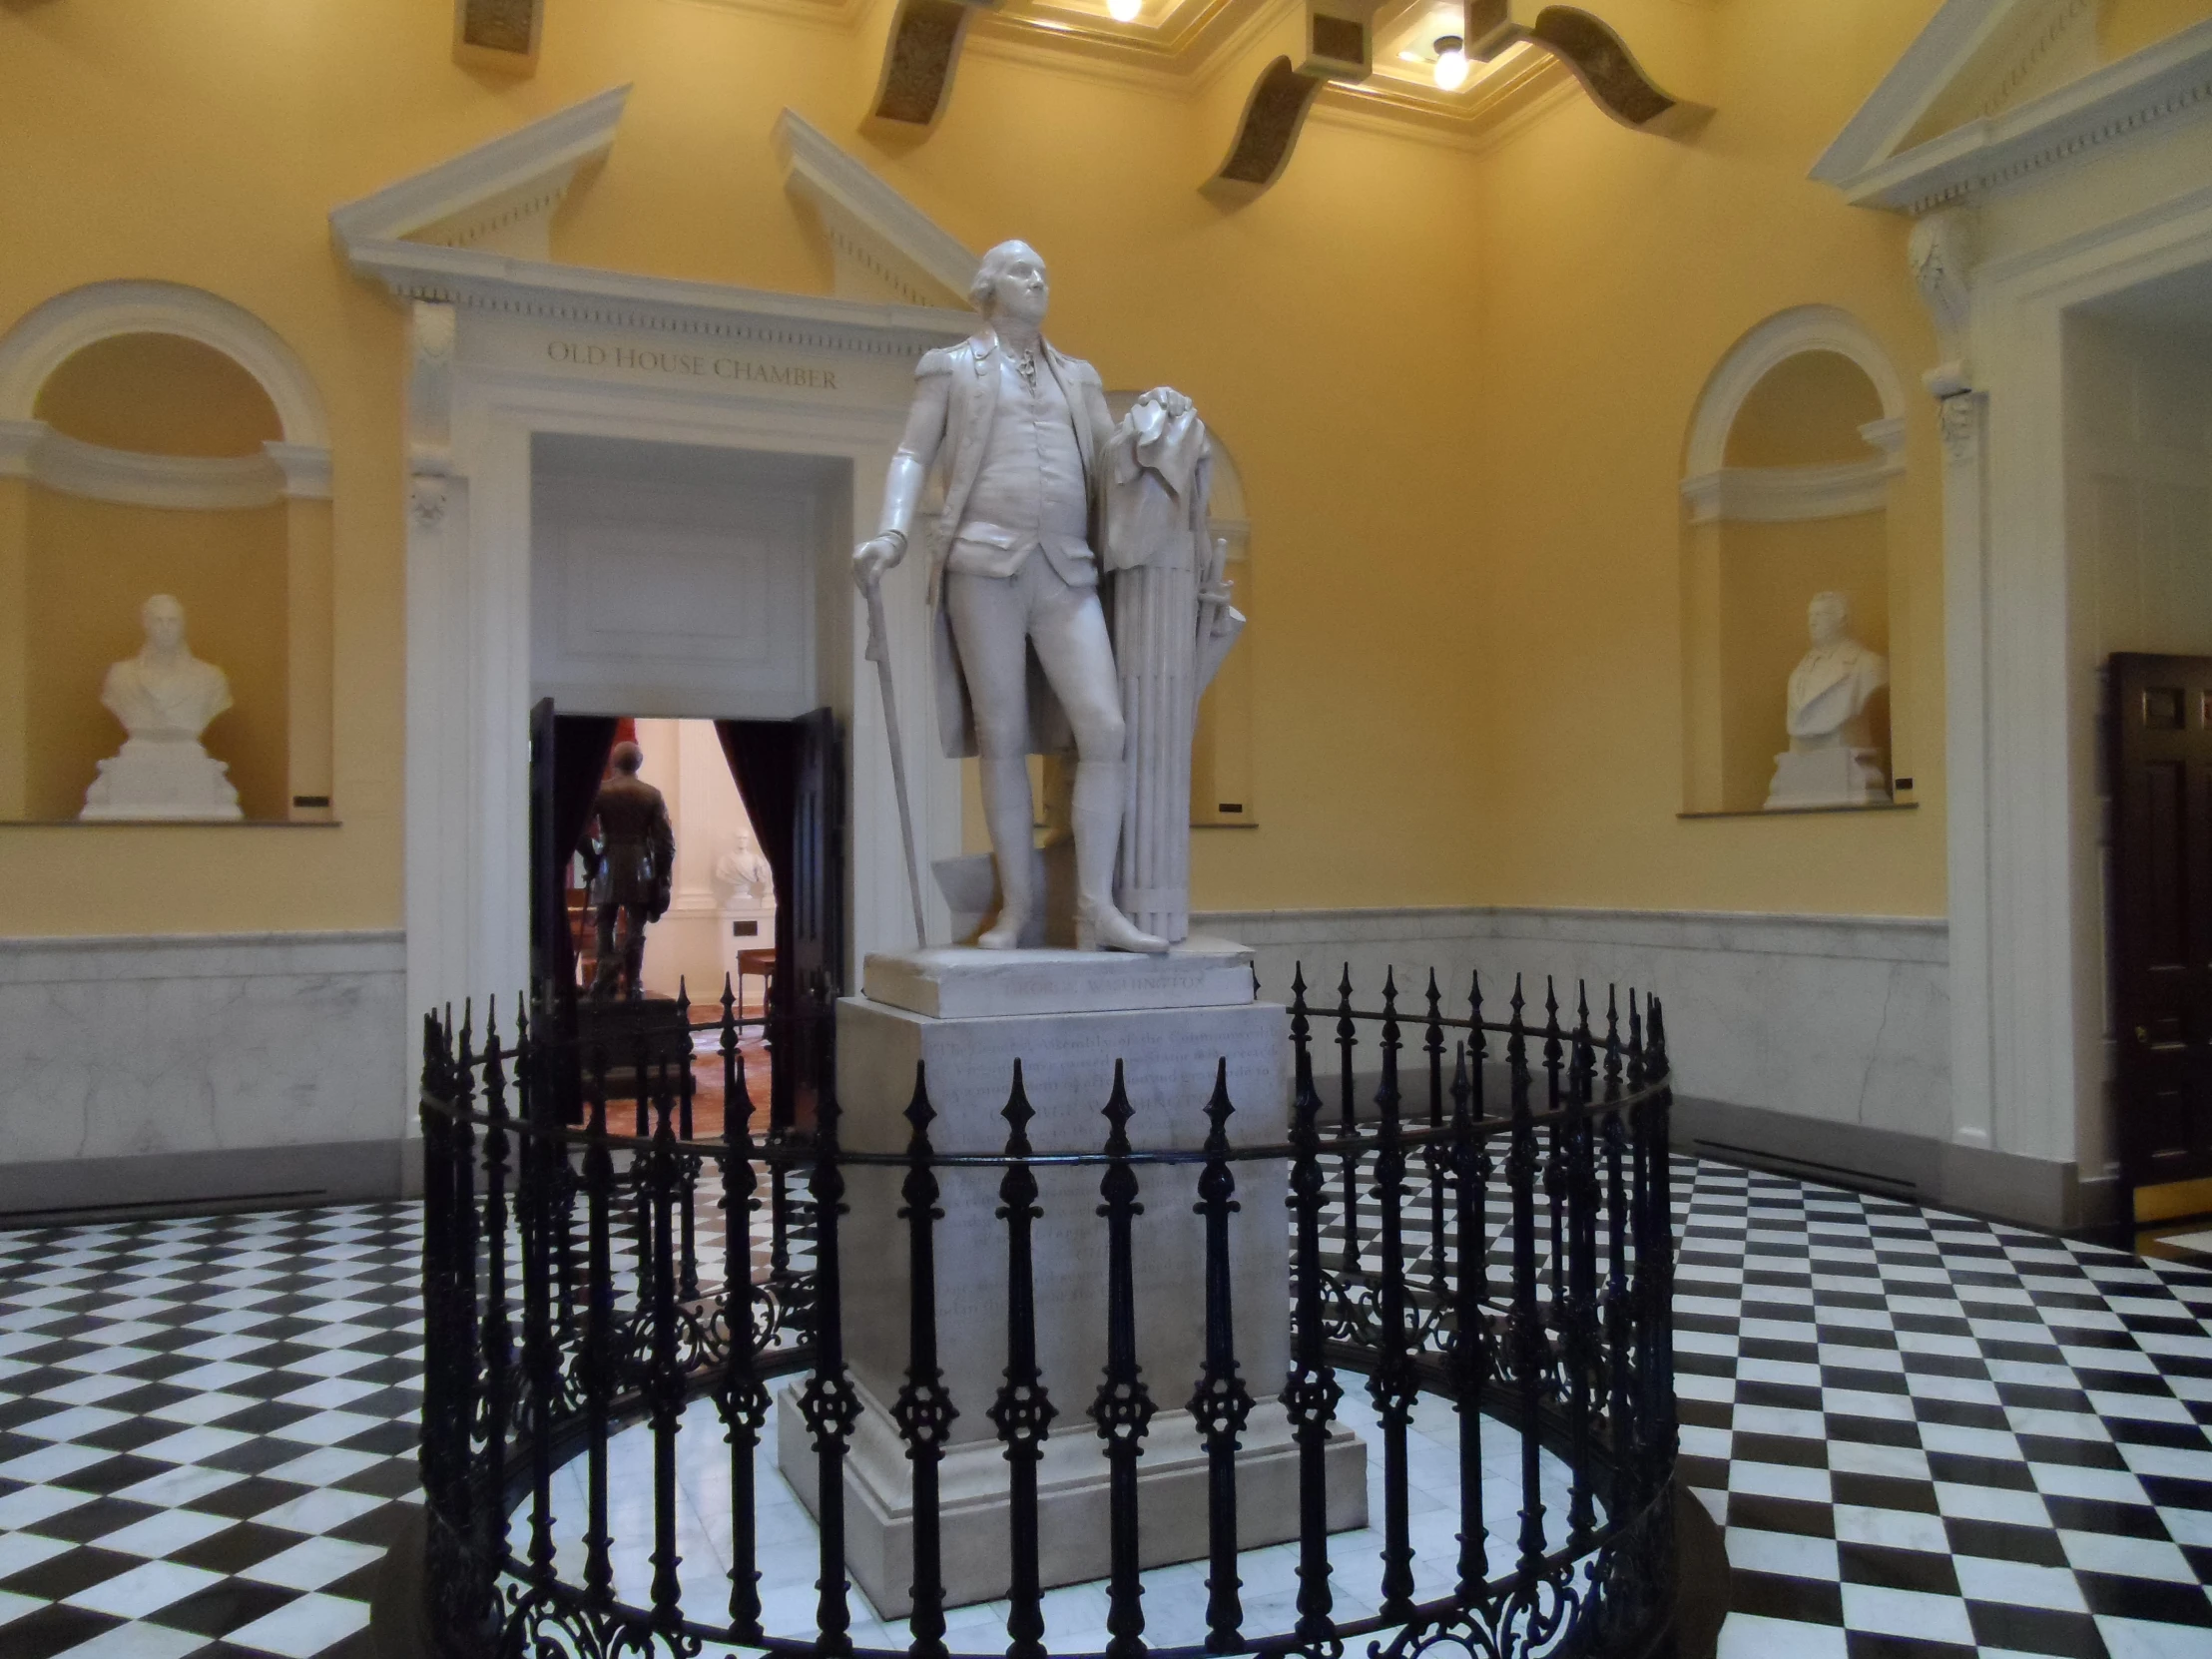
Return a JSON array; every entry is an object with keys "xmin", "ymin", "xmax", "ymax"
[
  {"xmin": 0, "ymin": 1137, "xmax": 417, "ymax": 1225},
  {"xmin": 1672, "ymin": 1095, "xmax": 2111, "ymax": 1232}
]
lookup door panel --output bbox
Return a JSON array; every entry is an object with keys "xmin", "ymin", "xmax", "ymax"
[
  {"xmin": 2111, "ymin": 654, "xmax": 2212, "ymax": 1187},
  {"xmin": 781, "ymin": 706, "xmax": 845, "ymax": 1132}
]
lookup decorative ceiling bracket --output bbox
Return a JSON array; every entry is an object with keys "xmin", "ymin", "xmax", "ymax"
[
  {"xmin": 866, "ymin": 0, "xmax": 1004, "ymax": 134},
  {"xmin": 452, "ymin": 0, "xmax": 544, "ymax": 78},
  {"xmin": 1465, "ymin": 1, "xmax": 1709, "ymax": 136},
  {"xmin": 1207, "ymin": 0, "xmax": 1705, "ymax": 202},
  {"xmin": 1204, "ymin": 1, "xmax": 1386, "ymax": 202}
]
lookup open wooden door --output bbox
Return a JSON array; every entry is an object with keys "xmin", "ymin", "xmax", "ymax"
[
  {"xmin": 782, "ymin": 706, "xmax": 844, "ymax": 1130},
  {"xmin": 2110, "ymin": 653, "xmax": 2212, "ymax": 1205},
  {"xmin": 528, "ymin": 697, "xmax": 562, "ymax": 1014}
]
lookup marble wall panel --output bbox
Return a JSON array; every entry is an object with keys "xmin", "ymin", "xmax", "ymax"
[
  {"xmin": 0, "ymin": 930, "xmax": 407, "ymax": 1169},
  {"xmin": 1195, "ymin": 905, "xmax": 1949, "ymax": 1139}
]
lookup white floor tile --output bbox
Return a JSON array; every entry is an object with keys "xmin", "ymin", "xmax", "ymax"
[
  {"xmin": 62, "ymin": 1560, "xmax": 224, "ymax": 1619},
  {"xmin": 222, "ymin": 1592, "xmax": 372, "ymax": 1658}
]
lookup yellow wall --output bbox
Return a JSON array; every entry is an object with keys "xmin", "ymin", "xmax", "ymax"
[
  {"xmin": 1472, "ymin": 0, "xmax": 1947, "ymax": 915},
  {"xmin": 2099, "ymin": 0, "xmax": 2212, "ymax": 61},
  {"xmin": 24, "ymin": 492, "xmax": 289, "ymax": 822},
  {"xmin": 0, "ymin": 0, "xmax": 1960, "ymax": 937},
  {"xmin": 37, "ymin": 333, "xmax": 281, "ymax": 457},
  {"xmin": 1724, "ymin": 351, "xmax": 1886, "ymax": 468}
]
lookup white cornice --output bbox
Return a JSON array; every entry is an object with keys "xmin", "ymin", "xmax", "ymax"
[
  {"xmin": 1817, "ymin": 18, "xmax": 2212, "ymax": 214},
  {"xmin": 342, "ymin": 236, "xmax": 971, "ymax": 357},
  {"xmin": 328, "ymin": 85, "xmax": 631, "ymax": 259},
  {"xmin": 265, "ymin": 442, "xmax": 334, "ymax": 500},
  {"xmin": 774, "ymin": 110, "xmax": 977, "ymax": 305},
  {"xmin": 1816, "ymin": 0, "xmax": 2062, "ymax": 184},
  {"xmin": 0, "ymin": 421, "xmax": 330, "ymax": 508},
  {"xmin": 1681, "ymin": 455, "xmax": 1898, "ymax": 526},
  {"xmin": 0, "ymin": 418, "xmax": 41, "ymax": 476}
]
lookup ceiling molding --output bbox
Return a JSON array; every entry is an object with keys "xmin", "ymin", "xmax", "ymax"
[
  {"xmin": 0, "ymin": 421, "xmax": 329, "ymax": 509},
  {"xmin": 964, "ymin": 0, "xmax": 1283, "ymax": 93},
  {"xmin": 328, "ymin": 85, "xmax": 631, "ymax": 261},
  {"xmin": 1813, "ymin": 9, "xmax": 2212, "ymax": 215},
  {"xmin": 1311, "ymin": 46, "xmax": 1575, "ymax": 151},
  {"xmin": 775, "ymin": 109, "xmax": 978, "ymax": 305}
]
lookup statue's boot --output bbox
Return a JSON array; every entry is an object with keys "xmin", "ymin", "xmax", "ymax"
[
  {"xmin": 1073, "ymin": 760, "xmax": 1167, "ymax": 954},
  {"xmin": 975, "ymin": 752, "xmax": 1036, "ymax": 950},
  {"xmin": 622, "ymin": 909, "xmax": 648, "ymax": 1000}
]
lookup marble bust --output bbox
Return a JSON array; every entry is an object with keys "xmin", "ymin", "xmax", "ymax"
[
  {"xmin": 855, "ymin": 240, "xmax": 1216, "ymax": 954},
  {"xmin": 1764, "ymin": 590, "xmax": 1889, "ymax": 810},
  {"xmin": 80, "ymin": 595, "xmax": 243, "ymax": 821}
]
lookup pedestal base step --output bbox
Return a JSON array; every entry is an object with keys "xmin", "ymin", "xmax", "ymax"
[
  {"xmin": 777, "ymin": 1380, "xmax": 1368, "ymax": 1618},
  {"xmin": 861, "ymin": 938, "xmax": 1256, "ymax": 1020}
]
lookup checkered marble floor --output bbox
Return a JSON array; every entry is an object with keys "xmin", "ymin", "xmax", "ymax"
[
  {"xmin": 1673, "ymin": 1162, "xmax": 2212, "ymax": 1659},
  {"xmin": 2, "ymin": 1162, "xmax": 2210, "ymax": 1658},
  {"xmin": 0, "ymin": 1207, "xmax": 423, "ymax": 1659}
]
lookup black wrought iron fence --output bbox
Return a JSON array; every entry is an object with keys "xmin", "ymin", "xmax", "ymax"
[{"xmin": 411, "ymin": 967, "xmax": 1678, "ymax": 1659}]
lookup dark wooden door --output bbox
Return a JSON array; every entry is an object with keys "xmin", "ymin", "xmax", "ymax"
[
  {"xmin": 780, "ymin": 706, "xmax": 845, "ymax": 1130},
  {"xmin": 2111, "ymin": 653, "xmax": 2212, "ymax": 1188},
  {"xmin": 528, "ymin": 696, "xmax": 562, "ymax": 1011}
]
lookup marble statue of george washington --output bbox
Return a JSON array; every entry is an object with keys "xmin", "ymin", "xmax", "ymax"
[{"xmin": 854, "ymin": 240, "xmax": 1205, "ymax": 954}]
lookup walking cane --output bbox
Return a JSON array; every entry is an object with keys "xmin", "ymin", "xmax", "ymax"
[{"xmin": 864, "ymin": 572, "xmax": 930, "ymax": 949}]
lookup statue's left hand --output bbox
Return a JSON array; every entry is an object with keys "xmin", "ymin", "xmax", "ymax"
[{"xmin": 1143, "ymin": 385, "xmax": 1195, "ymax": 420}]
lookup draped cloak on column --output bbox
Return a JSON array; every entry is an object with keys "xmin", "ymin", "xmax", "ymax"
[{"xmin": 1098, "ymin": 393, "xmax": 1246, "ymax": 943}]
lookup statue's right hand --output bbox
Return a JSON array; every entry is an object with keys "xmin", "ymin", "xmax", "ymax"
[{"xmin": 853, "ymin": 533, "xmax": 906, "ymax": 589}]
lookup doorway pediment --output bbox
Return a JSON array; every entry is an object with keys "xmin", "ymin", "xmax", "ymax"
[
  {"xmin": 1813, "ymin": 0, "xmax": 2212, "ymax": 214},
  {"xmin": 329, "ymin": 85, "xmax": 631, "ymax": 262}
]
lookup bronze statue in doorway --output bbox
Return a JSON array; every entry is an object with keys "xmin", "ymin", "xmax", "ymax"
[{"xmin": 586, "ymin": 742, "xmax": 675, "ymax": 1001}]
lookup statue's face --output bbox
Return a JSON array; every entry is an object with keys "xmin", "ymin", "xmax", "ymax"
[
  {"xmin": 988, "ymin": 253, "xmax": 1050, "ymax": 325},
  {"xmin": 1808, "ymin": 596, "xmax": 1846, "ymax": 647},
  {"xmin": 142, "ymin": 597, "xmax": 186, "ymax": 652}
]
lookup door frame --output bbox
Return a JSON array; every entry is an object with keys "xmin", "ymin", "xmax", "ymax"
[{"xmin": 393, "ymin": 276, "xmax": 968, "ymax": 1058}]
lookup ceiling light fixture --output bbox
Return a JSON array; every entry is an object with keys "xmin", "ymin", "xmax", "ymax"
[
  {"xmin": 1432, "ymin": 34, "xmax": 1469, "ymax": 92},
  {"xmin": 1107, "ymin": 0, "xmax": 1141, "ymax": 21}
]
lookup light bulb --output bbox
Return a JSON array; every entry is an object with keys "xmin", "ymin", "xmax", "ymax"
[
  {"xmin": 1432, "ymin": 34, "xmax": 1469, "ymax": 92},
  {"xmin": 1107, "ymin": 0, "xmax": 1141, "ymax": 21}
]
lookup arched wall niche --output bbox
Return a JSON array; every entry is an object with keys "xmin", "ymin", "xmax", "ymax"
[
  {"xmin": 0, "ymin": 281, "xmax": 334, "ymax": 824},
  {"xmin": 1679, "ymin": 307, "xmax": 1909, "ymax": 816}
]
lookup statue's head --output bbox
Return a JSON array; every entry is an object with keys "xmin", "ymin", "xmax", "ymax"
[
  {"xmin": 969, "ymin": 241, "xmax": 1050, "ymax": 326},
  {"xmin": 1808, "ymin": 591, "xmax": 1849, "ymax": 647},
  {"xmin": 610, "ymin": 742, "xmax": 644, "ymax": 777},
  {"xmin": 141, "ymin": 594, "xmax": 186, "ymax": 653}
]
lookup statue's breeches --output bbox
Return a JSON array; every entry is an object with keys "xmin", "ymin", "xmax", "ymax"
[{"xmin": 945, "ymin": 559, "xmax": 1122, "ymax": 759}]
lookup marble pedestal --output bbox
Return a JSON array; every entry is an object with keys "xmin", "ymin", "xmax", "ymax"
[
  {"xmin": 783, "ymin": 941, "xmax": 1367, "ymax": 1615},
  {"xmin": 80, "ymin": 736, "xmax": 242, "ymax": 821},
  {"xmin": 1764, "ymin": 744, "xmax": 1887, "ymax": 810}
]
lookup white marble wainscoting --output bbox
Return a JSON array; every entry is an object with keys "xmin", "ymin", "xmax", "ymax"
[
  {"xmin": 1188, "ymin": 906, "xmax": 2063, "ymax": 1220},
  {"xmin": 0, "ymin": 929, "xmax": 409, "ymax": 1218}
]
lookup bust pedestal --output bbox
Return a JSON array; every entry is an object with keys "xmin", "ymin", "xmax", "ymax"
[
  {"xmin": 780, "ymin": 938, "xmax": 1367, "ymax": 1615},
  {"xmin": 1764, "ymin": 743, "xmax": 1888, "ymax": 810},
  {"xmin": 80, "ymin": 736, "xmax": 243, "ymax": 821}
]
